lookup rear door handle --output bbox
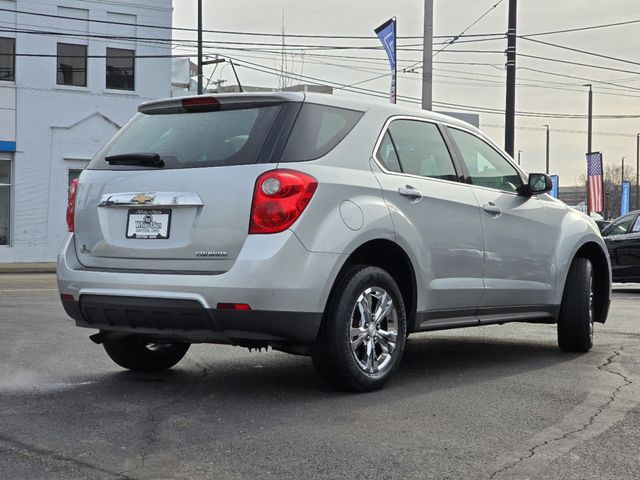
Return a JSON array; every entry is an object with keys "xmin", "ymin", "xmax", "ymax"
[
  {"xmin": 398, "ymin": 186, "xmax": 422, "ymax": 199},
  {"xmin": 483, "ymin": 202, "xmax": 502, "ymax": 215}
]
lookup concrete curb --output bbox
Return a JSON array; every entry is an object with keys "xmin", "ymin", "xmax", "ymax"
[{"xmin": 0, "ymin": 263, "xmax": 57, "ymax": 274}]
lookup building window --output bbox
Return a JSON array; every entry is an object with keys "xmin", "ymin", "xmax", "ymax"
[
  {"xmin": 106, "ymin": 48, "xmax": 134, "ymax": 90},
  {"xmin": 0, "ymin": 37, "xmax": 15, "ymax": 81},
  {"xmin": 0, "ymin": 157, "xmax": 11, "ymax": 246},
  {"xmin": 57, "ymin": 43, "xmax": 87, "ymax": 87}
]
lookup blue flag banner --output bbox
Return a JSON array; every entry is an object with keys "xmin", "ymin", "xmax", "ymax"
[
  {"xmin": 374, "ymin": 18, "xmax": 397, "ymax": 104},
  {"xmin": 550, "ymin": 175, "xmax": 559, "ymax": 199},
  {"xmin": 621, "ymin": 181, "xmax": 631, "ymax": 215}
]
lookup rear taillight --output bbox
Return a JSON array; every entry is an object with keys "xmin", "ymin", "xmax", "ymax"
[
  {"xmin": 67, "ymin": 178, "xmax": 78, "ymax": 232},
  {"xmin": 249, "ymin": 169, "xmax": 317, "ymax": 234}
]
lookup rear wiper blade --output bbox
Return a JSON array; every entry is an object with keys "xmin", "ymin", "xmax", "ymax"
[{"xmin": 105, "ymin": 153, "xmax": 165, "ymax": 168}]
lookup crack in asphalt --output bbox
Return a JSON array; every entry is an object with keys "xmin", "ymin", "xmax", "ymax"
[
  {"xmin": 488, "ymin": 349, "xmax": 634, "ymax": 479},
  {"xmin": 0, "ymin": 433, "xmax": 134, "ymax": 479},
  {"xmin": 115, "ymin": 355, "xmax": 210, "ymax": 478}
]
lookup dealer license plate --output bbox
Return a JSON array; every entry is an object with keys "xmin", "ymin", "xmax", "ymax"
[{"xmin": 126, "ymin": 209, "xmax": 171, "ymax": 239}]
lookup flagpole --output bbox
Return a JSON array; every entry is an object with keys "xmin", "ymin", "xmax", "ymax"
[
  {"xmin": 393, "ymin": 17, "xmax": 397, "ymax": 104},
  {"xmin": 374, "ymin": 18, "xmax": 398, "ymax": 104}
]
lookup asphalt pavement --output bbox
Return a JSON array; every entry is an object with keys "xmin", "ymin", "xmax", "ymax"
[{"xmin": 1, "ymin": 274, "xmax": 639, "ymax": 479}]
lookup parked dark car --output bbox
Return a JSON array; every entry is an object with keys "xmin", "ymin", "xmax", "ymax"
[{"xmin": 602, "ymin": 210, "xmax": 640, "ymax": 282}]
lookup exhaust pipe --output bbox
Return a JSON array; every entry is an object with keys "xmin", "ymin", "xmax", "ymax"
[{"xmin": 89, "ymin": 331, "xmax": 132, "ymax": 344}]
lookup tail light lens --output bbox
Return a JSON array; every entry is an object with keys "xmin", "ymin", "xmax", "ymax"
[
  {"xmin": 67, "ymin": 178, "xmax": 78, "ymax": 232},
  {"xmin": 249, "ymin": 169, "xmax": 317, "ymax": 234}
]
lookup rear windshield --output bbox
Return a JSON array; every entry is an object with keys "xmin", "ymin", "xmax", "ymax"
[
  {"xmin": 280, "ymin": 103, "xmax": 364, "ymax": 162},
  {"xmin": 88, "ymin": 105, "xmax": 283, "ymax": 170}
]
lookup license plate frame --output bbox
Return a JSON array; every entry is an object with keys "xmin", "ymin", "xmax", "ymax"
[{"xmin": 126, "ymin": 209, "xmax": 172, "ymax": 239}]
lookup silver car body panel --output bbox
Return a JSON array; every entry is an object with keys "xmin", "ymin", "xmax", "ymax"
[
  {"xmin": 74, "ymin": 164, "xmax": 275, "ymax": 272},
  {"xmin": 58, "ymin": 92, "xmax": 611, "ymax": 344}
]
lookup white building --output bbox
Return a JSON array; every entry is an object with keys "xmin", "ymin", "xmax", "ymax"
[{"xmin": 0, "ymin": 0, "xmax": 172, "ymax": 263}]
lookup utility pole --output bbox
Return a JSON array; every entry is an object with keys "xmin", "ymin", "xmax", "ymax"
[
  {"xmin": 636, "ymin": 133, "xmax": 639, "ymax": 209},
  {"xmin": 504, "ymin": 0, "xmax": 517, "ymax": 157},
  {"xmin": 197, "ymin": 0, "xmax": 203, "ymax": 95},
  {"xmin": 584, "ymin": 84, "xmax": 593, "ymax": 153},
  {"xmin": 421, "ymin": 0, "xmax": 433, "ymax": 110},
  {"xmin": 543, "ymin": 125, "xmax": 550, "ymax": 174},
  {"xmin": 622, "ymin": 156, "xmax": 626, "ymax": 186},
  {"xmin": 517, "ymin": 150, "xmax": 522, "ymax": 166}
]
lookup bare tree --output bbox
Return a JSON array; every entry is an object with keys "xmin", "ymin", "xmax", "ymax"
[
  {"xmin": 603, "ymin": 164, "xmax": 636, "ymax": 219},
  {"xmin": 574, "ymin": 166, "xmax": 636, "ymax": 218}
]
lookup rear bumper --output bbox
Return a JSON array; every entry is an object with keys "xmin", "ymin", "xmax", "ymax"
[
  {"xmin": 57, "ymin": 232, "xmax": 345, "ymax": 344},
  {"xmin": 61, "ymin": 295, "xmax": 321, "ymax": 344}
]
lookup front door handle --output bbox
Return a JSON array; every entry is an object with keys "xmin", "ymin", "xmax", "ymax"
[
  {"xmin": 398, "ymin": 186, "xmax": 422, "ymax": 199},
  {"xmin": 483, "ymin": 202, "xmax": 502, "ymax": 215}
]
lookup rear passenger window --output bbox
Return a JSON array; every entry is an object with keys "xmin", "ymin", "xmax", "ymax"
[
  {"xmin": 385, "ymin": 120, "xmax": 458, "ymax": 181},
  {"xmin": 280, "ymin": 104, "xmax": 363, "ymax": 162},
  {"xmin": 376, "ymin": 131, "xmax": 402, "ymax": 173}
]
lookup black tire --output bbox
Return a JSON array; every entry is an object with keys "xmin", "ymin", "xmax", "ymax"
[
  {"xmin": 557, "ymin": 257, "xmax": 594, "ymax": 352},
  {"xmin": 103, "ymin": 335, "xmax": 190, "ymax": 372},
  {"xmin": 312, "ymin": 265, "xmax": 407, "ymax": 392}
]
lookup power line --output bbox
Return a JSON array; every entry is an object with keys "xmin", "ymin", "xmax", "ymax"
[
  {"xmin": 434, "ymin": 0, "xmax": 505, "ymax": 57},
  {"xmin": 483, "ymin": 124, "xmax": 640, "ymax": 138},
  {"xmin": 518, "ymin": 66, "xmax": 640, "ymax": 93},
  {"xmin": 521, "ymin": 18, "xmax": 640, "ymax": 38},
  {"xmin": 405, "ymin": 0, "xmax": 505, "ymax": 72},
  {"xmin": 518, "ymin": 52, "xmax": 640, "ymax": 76},
  {"xmin": 0, "ymin": 6, "xmax": 499, "ymax": 40},
  {"xmin": 0, "ymin": 24, "xmax": 508, "ymax": 52},
  {"xmin": 519, "ymin": 36, "xmax": 640, "ymax": 68},
  {"xmin": 225, "ymin": 55, "xmax": 640, "ymax": 119}
]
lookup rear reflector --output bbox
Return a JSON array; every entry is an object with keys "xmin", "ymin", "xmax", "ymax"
[
  {"xmin": 217, "ymin": 303, "xmax": 252, "ymax": 311},
  {"xmin": 60, "ymin": 294, "xmax": 75, "ymax": 302}
]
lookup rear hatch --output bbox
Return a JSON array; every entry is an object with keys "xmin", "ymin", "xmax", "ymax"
[{"xmin": 74, "ymin": 94, "xmax": 301, "ymax": 273}]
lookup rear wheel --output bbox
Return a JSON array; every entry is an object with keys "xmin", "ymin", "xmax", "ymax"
[
  {"xmin": 558, "ymin": 257, "xmax": 594, "ymax": 352},
  {"xmin": 312, "ymin": 265, "xmax": 407, "ymax": 392},
  {"xmin": 103, "ymin": 336, "xmax": 190, "ymax": 371}
]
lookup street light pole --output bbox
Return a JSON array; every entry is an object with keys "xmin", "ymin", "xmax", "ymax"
[
  {"xmin": 543, "ymin": 125, "xmax": 550, "ymax": 174},
  {"xmin": 517, "ymin": 150, "xmax": 522, "ymax": 166},
  {"xmin": 585, "ymin": 84, "xmax": 593, "ymax": 153}
]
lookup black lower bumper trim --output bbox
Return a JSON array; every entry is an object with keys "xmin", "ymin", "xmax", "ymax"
[{"xmin": 64, "ymin": 295, "xmax": 322, "ymax": 344}]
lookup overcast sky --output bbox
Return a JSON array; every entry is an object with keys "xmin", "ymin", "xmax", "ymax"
[{"xmin": 173, "ymin": 1, "xmax": 640, "ymax": 186}]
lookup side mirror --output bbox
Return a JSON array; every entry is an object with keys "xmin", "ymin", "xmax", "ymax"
[{"xmin": 520, "ymin": 173, "xmax": 553, "ymax": 196}]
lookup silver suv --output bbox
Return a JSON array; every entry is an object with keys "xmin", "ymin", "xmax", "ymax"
[{"xmin": 58, "ymin": 93, "xmax": 611, "ymax": 391}]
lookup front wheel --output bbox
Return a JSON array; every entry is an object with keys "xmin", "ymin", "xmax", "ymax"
[
  {"xmin": 557, "ymin": 257, "xmax": 594, "ymax": 352},
  {"xmin": 103, "ymin": 335, "xmax": 190, "ymax": 371},
  {"xmin": 312, "ymin": 265, "xmax": 407, "ymax": 392}
]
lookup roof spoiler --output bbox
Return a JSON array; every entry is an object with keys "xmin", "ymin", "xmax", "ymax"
[{"xmin": 138, "ymin": 93, "xmax": 301, "ymax": 115}]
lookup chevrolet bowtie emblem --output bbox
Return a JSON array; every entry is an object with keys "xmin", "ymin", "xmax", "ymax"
[{"xmin": 131, "ymin": 193, "xmax": 155, "ymax": 205}]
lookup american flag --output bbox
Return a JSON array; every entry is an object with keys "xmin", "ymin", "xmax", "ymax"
[{"xmin": 587, "ymin": 152, "xmax": 604, "ymax": 213}]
